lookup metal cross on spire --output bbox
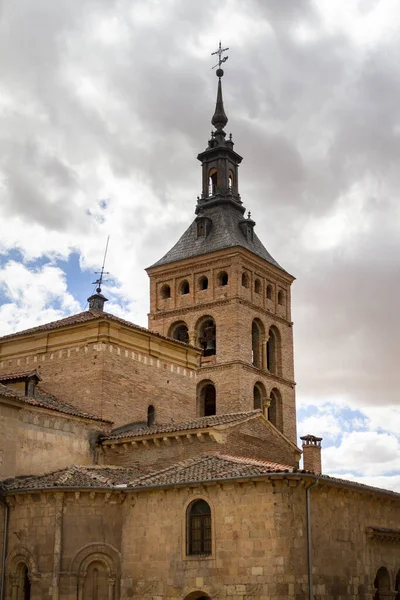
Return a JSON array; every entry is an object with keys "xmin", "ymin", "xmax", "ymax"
[{"xmin": 211, "ymin": 41, "xmax": 229, "ymax": 70}]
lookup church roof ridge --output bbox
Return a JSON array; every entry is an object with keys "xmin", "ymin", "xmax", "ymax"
[
  {"xmin": 0, "ymin": 309, "xmax": 198, "ymax": 349},
  {"xmin": 103, "ymin": 410, "xmax": 262, "ymax": 441}
]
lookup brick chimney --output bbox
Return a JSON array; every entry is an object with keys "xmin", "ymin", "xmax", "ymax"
[{"xmin": 300, "ymin": 434, "xmax": 323, "ymax": 474}]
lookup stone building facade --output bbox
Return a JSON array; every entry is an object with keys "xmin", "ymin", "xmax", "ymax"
[{"xmin": 0, "ymin": 66, "xmax": 398, "ymax": 600}]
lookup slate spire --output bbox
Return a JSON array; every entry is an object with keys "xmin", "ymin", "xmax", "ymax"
[{"xmin": 211, "ymin": 71, "xmax": 228, "ymax": 132}]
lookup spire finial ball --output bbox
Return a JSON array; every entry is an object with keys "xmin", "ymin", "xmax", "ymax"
[{"xmin": 216, "ymin": 68, "xmax": 224, "ymax": 78}]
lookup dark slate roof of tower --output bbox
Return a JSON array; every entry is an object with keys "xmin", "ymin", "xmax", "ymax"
[{"xmin": 150, "ymin": 202, "xmax": 283, "ymax": 270}]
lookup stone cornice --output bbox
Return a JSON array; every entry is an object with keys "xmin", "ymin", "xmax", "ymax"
[
  {"xmin": 366, "ymin": 527, "xmax": 400, "ymax": 543},
  {"xmin": 149, "ymin": 296, "xmax": 292, "ymax": 327},
  {"xmin": 199, "ymin": 359, "xmax": 295, "ymax": 388}
]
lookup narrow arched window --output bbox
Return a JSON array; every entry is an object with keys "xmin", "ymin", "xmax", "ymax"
[
  {"xmin": 266, "ymin": 326, "xmax": 280, "ymax": 374},
  {"xmin": 254, "ymin": 279, "xmax": 261, "ymax": 294},
  {"xmin": 180, "ymin": 280, "xmax": 190, "ymax": 295},
  {"xmin": 199, "ymin": 276, "xmax": 208, "ymax": 290},
  {"xmin": 160, "ymin": 284, "xmax": 171, "ymax": 299},
  {"xmin": 169, "ymin": 322, "xmax": 189, "ymax": 344},
  {"xmin": 268, "ymin": 388, "xmax": 283, "ymax": 431},
  {"xmin": 147, "ymin": 405, "xmax": 155, "ymax": 427},
  {"xmin": 202, "ymin": 384, "xmax": 216, "ymax": 416},
  {"xmin": 242, "ymin": 272, "xmax": 249, "ymax": 288},
  {"xmin": 252, "ymin": 319, "xmax": 264, "ymax": 369},
  {"xmin": 208, "ymin": 168, "xmax": 217, "ymax": 197},
  {"xmin": 218, "ymin": 271, "xmax": 228, "ymax": 286},
  {"xmin": 228, "ymin": 170, "xmax": 234, "ymax": 190},
  {"xmin": 253, "ymin": 383, "xmax": 265, "ymax": 410},
  {"xmin": 198, "ymin": 318, "xmax": 216, "ymax": 356},
  {"xmin": 278, "ymin": 290, "xmax": 284, "ymax": 305},
  {"xmin": 266, "ymin": 284, "xmax": 273, "ymax": 300},
  {"xmin": 374, "ymin": 567, "xmax": 391, "ymax": 599},
  {"xmin": 187, "ymin": 499, "xmax": 212, "ymax": 556},
  {"xmin": 18, "ymin": 564, "xmax": 31, "ymax": 600}
]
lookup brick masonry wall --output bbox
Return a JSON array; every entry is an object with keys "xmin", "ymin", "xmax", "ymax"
[
  {"xmin": 147, "ymin": 249, "xmax": 297, "ymax": 446},
  {"xmin": 101, "ymin": 418, "xmax": 300, "ymax": 470},
  {"xmin": 0, "ymin": 341, "xmax": 197, "ymax": 427}
]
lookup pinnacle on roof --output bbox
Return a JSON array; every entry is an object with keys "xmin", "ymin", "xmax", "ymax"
[{"xmin": 149, "ymin": 43, "xmax": 285, "ymax": 273}]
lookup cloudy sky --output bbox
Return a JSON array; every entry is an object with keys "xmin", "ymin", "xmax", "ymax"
[{"xmin": 1, "ymin": 0, "xmax": 399, "ymax": 490}]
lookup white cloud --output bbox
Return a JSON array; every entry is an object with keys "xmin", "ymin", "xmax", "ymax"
[
  {"xmin": 0, "ymin": 261, "xmax": 81, "ymax": 335},
  {"xmin": 323, "ymin": 431, "xmax": 400, "ymax": 477}
]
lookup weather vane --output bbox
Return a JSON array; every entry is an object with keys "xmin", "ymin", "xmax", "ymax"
[
  {"xmin": 211, "ymin": 41, "xmax": 229, "ymax": 70},
  {"xmin": 92, "ymin": 235, "xmax": 110, "ymax": 293}
]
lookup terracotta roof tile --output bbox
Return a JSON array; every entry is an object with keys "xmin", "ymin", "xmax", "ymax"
[
  {"xmin": 2, "ymin": 465, "xmax": 144, "ymax": 491},
  {"xmin": 105, "ymin": 411, "xmax": 261, "ymax": 440},
  {"xmin": 0, "ymin": 369, "xmax": 41, "ymax": 382},
  {"xmin": 0, "ymin": 310, "xmax": 197, "ymax": 349},
  {"xmin": 2, "ymin": 454, "xmax": 296, "ymax": 492},
  {"xmin": 0, "ymin": 383, "xmax": 111, "ymax": 423},
  {"xmin": 129, "ymin": 454, "xmax": 296, "ymax": 487}
]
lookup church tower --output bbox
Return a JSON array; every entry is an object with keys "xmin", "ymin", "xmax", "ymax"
[{"xmin": 147, "ymin": 55, "xmax": 297, "ymax": 445}]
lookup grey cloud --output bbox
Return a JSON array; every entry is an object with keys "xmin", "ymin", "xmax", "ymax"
[{"xmin": 1, "ymin": 0, "xmax": 400, "ymax": 425}]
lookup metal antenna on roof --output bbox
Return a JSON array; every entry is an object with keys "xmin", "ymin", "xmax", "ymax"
[
  {"xmin": 87, "ymin": 235, "xmax": 110, "ymax": 312},
  {"xmin": 93, "ymin": 235, "xmax": 110, "ymax": 294}
]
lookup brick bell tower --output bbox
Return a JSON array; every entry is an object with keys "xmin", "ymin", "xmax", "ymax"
[{"xmin": 147, "ymin": 51, "xmax": 297, "ymax": 445}]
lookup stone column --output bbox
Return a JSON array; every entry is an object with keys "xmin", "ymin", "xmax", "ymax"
[
  {"xmin": 107, "ymin": 577, "xmax": 116, "ymax": 600},
  {"xmin": 52, "ymin": 493, "xmax": 64, "ymax": 600}
]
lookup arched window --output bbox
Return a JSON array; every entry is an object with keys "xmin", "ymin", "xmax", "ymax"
[
  {"xmin": 187, "ymin": 499, "xmax": 212, "ymax": 556},
  {"xmin": 16, "ymin": 564, "xmax": 30, "ymax": 600},
  {"xmin": 180, "ymin": 280, "xmax": 190, "ymax": 295},
  {"xmin": 208, "ymin": 168, "xmax": 217, "ymax": 196},
  {"xmin": 266, "ymin": 284, "xmax": 273, "ymax": 300},
  {"xmin": 254, "ymin": 279, "xmax": 261, "ymax": 294},
  {"xmin": 268, "ymin": 388, "xmax": 283, "ymax": 432},
  {"xmin": 197, "ymin": 382, "xmax": 216, "ymax": 416},
  {"xmin": 253, "ymin": 382, "xmax": 266, "ymax": 410},
  {"xmin": 160, "ymin": 284, "xmax": 171, "ymax": 299},
  {"xmin": 374, "ymin": 567, "xmax": 391, "ymax": 599},
  {"xmin": 147, "ymin": 405, "xmax": 155, "ymax": 427},
  {"xmin": 218, "ymin": 271, "xmax": 228, "ymax": 286},
  {"xmin": 199, "ymin": 276, "xmax": 208, "ymax": 290},
  {"xmin": 266, "ymin": 326, "xmax": 280, "ymax": 374},
  {"xmin": 228, "ymin": 170, "xmax": 234, "ymax": 190},
  {"xmin": 242, "ymin": 272, "xmax": 249, "ymax": 288},
  {"xmin": 278, "ymin": 290, "xmax": 284, "ymax": 305},
  {"xmin": 198, "ymin": 318, "xmax": 216, "ymax": 356},
  {"xmin": 252, "ymin": 319, "xmax": 265, "ymax": 369},
  {"xmin": 83, "ymin": 560, "xmax": 109, "ymax": 600},
  {"xmin": 169, "ymin": 322, "xmax": 189, "ymax": 344}
]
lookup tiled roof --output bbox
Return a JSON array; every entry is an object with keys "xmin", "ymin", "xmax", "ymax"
[
  {"xmin": 2, "ymin": 455, "xmax": 400, "ymax": 496},
  {"xmin": 2, "ymin": 465, "xmax": 143, "ymax": 491},
  {"xmin": 150, "ymin": 202, "xmax": 285, "ymax": 271},
  {"xmin": 131, "ymin": 454, "xmax": 296, "ymax": 487},
  {"xmin": 0, "ymin": 310, "xmax": 197, "ymax": 349},
  {"xmin": 105, "ymin": 411, "xmax": 261, "ymax": 441},
  {"xmin": 0, "ymin": 383, "xmax": 111, "ymax": 423},
  {"xmin": 0, "ymin": 369, "xmax": 41, "ymax": 381},
  {"xmin": 1, "ymin": 455, "xmax": 295, "ymax": 491}
]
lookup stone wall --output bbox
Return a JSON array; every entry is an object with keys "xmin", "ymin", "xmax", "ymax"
[
  {"xmin": 17, "ymin": 408, "xmax": 106, "ymax": 476},
  {"xmin": 2, "ymin": 478, "xmax": 399, "ymax": 599}
]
